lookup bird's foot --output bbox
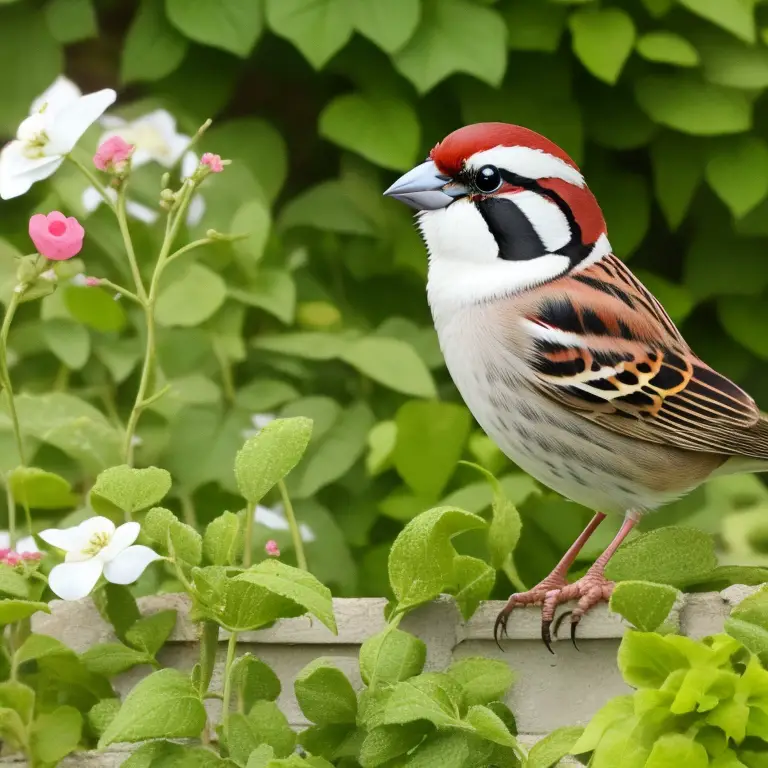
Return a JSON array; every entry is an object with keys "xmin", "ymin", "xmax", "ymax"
[{"xmin": 494, "ymin": 566, "xmax": 614, "ymax": 654}]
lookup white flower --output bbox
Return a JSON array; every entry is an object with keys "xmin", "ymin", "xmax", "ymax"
[
  {"xmin": 254, "ymin": 504, "xmax": 315, "ymax": 543},
  {"xmin": 0, "ymin": 77, "xmax": 116, "ymax": 200},
  {"xmin": 82, "ymin": 185, "xmax": 158, "ymax": 225},
  {"xmin": 39, "ymin": 516, "xmax": 161, "ymax": 601},
  {"xmin": 99, "ymin": 109, "xmax": 189, "ymax": 168},
  {"xmin": 0, "ymin": 532, "xmax": 39, "ymax": 554},
  {"xmin": 242, "ymin": 413, "xmax": 276, "ymax": 441}
]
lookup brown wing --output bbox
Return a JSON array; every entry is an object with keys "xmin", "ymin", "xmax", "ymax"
[{"xmin": 518, "ymin": 255, "xmax": 768, "ymax": 459}]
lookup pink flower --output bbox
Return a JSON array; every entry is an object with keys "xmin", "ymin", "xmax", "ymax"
[
  {"xmin": 20, "ymin": 551, "xmax": 41, "ymax": 561},
  {"xmin": 265, "ymin": 540, "xmax": 280, "ymax": 557},
  {"xmin": 201, "ymin": 153, "xmax": 224, "ymax": 173},
  {"xmin": 0, "ymin": 549, "xmax": 10, "ymax": 561},
  {"xmin": 85, "ymin": 277, "xmax": 101, "ymax": 287},
  {"xmin": 29, "ymin": 211, "xmax": 85, "ymax": 261},
  {"xmin": 3, "ymin": 552, "xmax": 21, "ymax": 566},
  {"xmin": 93, "ymin": 136, "xmax": 134, "ymax": 172}
]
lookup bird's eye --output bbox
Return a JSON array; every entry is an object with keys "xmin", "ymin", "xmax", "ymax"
[{"xmin": 475, "ymin": 165, "xmax": 502, "ymax": 194}]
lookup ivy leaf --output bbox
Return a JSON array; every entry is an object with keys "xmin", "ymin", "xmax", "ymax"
[
  {"xmin": 8, "ymin": 466, "xmax": 77, "ymax": 509},
  {"xmin": 393, "ymin": 401, "xmax": 471, "ymax": 499},
  {"xmin": 569, "ymin": 8, "xmax": 635, "ymax": 85},
  {"xmin": 352, "ymin": 0, "xmax": 420, "ymax": 53},
  {"xmin": 393, "ymin": 0, "xmax": 507, "ymax": 93},
  {"xmin": 449, "ymin": 555, "xmax": 495, "ymax": 621},
  {"xmin": 30, "ymin": 706, "xmax": 82, "ymax": 766},
  {"xmin": 359, "ymin": 627, "xmax": 426, "ymax": 687},
  {"xmin": 122, "ymin": 0, "xmax": 188, "ymax": 82},
  {"xmin": 265, "ymin": 0, "xmax": 353, "ymax": 69},
  {"xmin": 165, "ymin": 0, "xmax": 263, "ymax": 57},
  {"xmin": 635, "ymin": 74, "xmax": 752, "ymax": 136},
  {"xmin": 295, "ymin": 658, "xmax": 357, "ymax": 725},
  {"xmin": 156, "ymin": 263, "xmax": 227, "ymax": 327},
  {"xmin": 526, "ymin": 726, "xmax": 585, "ymax": 768},
  {"xmin": 678, "ymin": 0, "xmax": 755, "ymax": 44},
  {"xmin": 609, "ymin": 581, "xmax": 680, "ymax": 632},
  {"xmin": 636, "ymin": 31, "xmax": 699, "ymax": 67},
  {"xmin": 91, "ymin": 465, "xmax": 171, "ymax": 516},
  {"xmin": 98, "ymin": 669, "xmax": 207, "ymax": 747},
  {"xmin": 705, "ymin": 136, "xmax": 768, "ymax": 217},
  {"xmin": 388, "ymin": 507, "xmax": 486, "ymax": 611},
  {"xmin": 319, "ymin": 92, "xmax": 420, "ymax": 171},
  {"xmin": 447, "ymin": 658, "xmax": 515, "ymax": 708}
]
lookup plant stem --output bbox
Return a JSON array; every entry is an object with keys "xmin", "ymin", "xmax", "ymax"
[
  {"xmin": 0, "ymin": 288, "xmax": 26, "ymax": 469},
  {"xmin": 180, "ymin": 492, "xmax": 196, "ymax": 529},
  {"xmin": 221, "ymin": 630, "xmax": 238, "ymax": 737},
  {"xmin": 242, "ymin": 506, "xmax": 253, "ymax": 569},
  {"xmin": 115, "ymin": 185, "xmax": 147, "ymax": 303},
  {"xmin": 67, "ymin": 153, "xmax": 115, "ymax": 209},
  {"xmin": 279, "ymin": 480, "xmax": 307, "ymax": 571},
  {"xmin": 97, "ymin": 279, "xmax": 141, "ymax": 305},
  {"xmin": 5, "ymin": 481, "xmax": 15, "ymax": 551}
]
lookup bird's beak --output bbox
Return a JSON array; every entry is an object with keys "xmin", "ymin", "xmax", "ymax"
[{"xmin": 383, "ymin": 160, "xmax": 467, "ymax": 211}]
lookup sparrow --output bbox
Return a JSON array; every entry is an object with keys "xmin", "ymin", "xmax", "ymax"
[{"xmin": 383, "ymin": 122, "xmax": 768, "ymax": 651}]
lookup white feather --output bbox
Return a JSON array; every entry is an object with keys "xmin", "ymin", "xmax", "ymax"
[
  {"xmin": 573, "ymin": 232, "xmax": 613, "ymax": 271},
  {"xmin": 467, "ymin": 145, "xmax": 585, "ymax": 187},
  {"xmin": 503, "ymin": 190, "xmax": 571, "ymax": 252}
]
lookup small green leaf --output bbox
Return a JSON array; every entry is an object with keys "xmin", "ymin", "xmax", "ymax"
[
  {"xmin": 320, "ymin": 93, "xmax": 420, "ymax": 172},
  {"xmin": 465, "ymin": 704, "xmax": 517, "ymax": 748},
  {"xmin": 636, "ymin": 31, "xmax": 699, "ymax": 67},
  {"xmin": 358, "ymin": 722, "xmax": 428, "ymax": 767},
  {"xmin": 203, "ymin": 511, "xmax": 240, "ymax": 566},
  {"xmin": 679, "ymin": 0, "xmax": 755, "ymax": 43},
  {"xmin": 45, "ymin": 0, "xmax": 97, "ymax": 43},
  {"xmin": 169, "ymin": 519, "xmax": 203, "ymax": 566},
  {"xmin": 231, "ymin": 198, "xmax": 271, "ymax": 267},
  {"xmin": 503, "ymin": 0, "xmax": 567, "ymax": 53},
  {"xmin": 646, "ymin": 733, "xmax": 709, "ymax": 767},
  {"xmin": 610, "ymin": 581, "xmax": 680, "ymax": 632},
  {"xmin": 397, "ymin": 731, "xmax": 469, "ymax": 768},
  {"xmin": 605, "ymin": 526, "xmax": 718, "ymax": 588},
  {"xmin": 571, "ymin": 695, "xmax": 634, "ymax": 755},
  {"xmin": 352, "ymin": 0, "xmax": 420, "ymax": 53},
  {"xmin": 382, "ymin": 674, "xmax": 464, "ymax": 729},
  {"xmin": 63, "ymin": 285, "xmax": 126, "ymax": 332},
  {"xmin": 706, "ymin": 136, "xmax": 768, "ymax": 217},
  {"xmin": 650, "ymin": 132, "xmax": 705, "ymax": 229},
  {"xmin": 366, "ymin": 421, "xmax": 397, "ymax": 476},
  {"xmin": 450, "ymin": 555, "xmax": 495, "ymax": 621},
  {"xmin": 616, "ymin": 632, "xmax": 688, "ymax": 689},
  {"xmin": 0, "ymin": 681, "xmax": 34, "ymax": 725},
  {"xmin": 0, "ymin": 600, "xmax": 50, "ymax": 625},
  {"xmin": 43, "ymin": 320, "xmax": 90, "ymax": 370},
  {"xmin": 125, "ymin": 610, "xmax": 177, "ymax": 656},
  {"xmin": 156, "ymin": 264, "xmax": 227, "ymax": 328},
  {"xmin": 446, "ymin": 658, "xmax": 515, "ymax": 708},
  {"xmin": 246, "ymin": 744, "xmax": 275, "ymax": 768},
  {"xmin": 527, "ymin": 726, "xmax": 585, "ymax": 768},
  {"xmin": 87, "ymin": 699, "xmax": 121, "ymax": 739},
  {"xmin": 30, "ymin": 705, "xmax": 82, "ymax": 765},
  {"xmin": 389, "ymin": 507, "xmax": 486, "ymax": 611},
  {"xmin": 81, "ymin": 643, "xmax": 152, "ymax": 677},
  {"xmin": 165, "ymin": 0, "xmax": 263, "ymax": 57},
  {"xmin": 226, "ymin": 701, "xmax": 295, "ymax": 762},
  {"xmin": 8, "ymin": 466, "xmax": 77, "ymax": 509},
  {"xmin": 122, "ymin": 0, "xmax": 188, "ymax": 82},
  {"xmin": 14, "ymin": 634, "xmax": 72, "ymax": 667},
  {"xmin": 569, "ymin": 8, "xmax": 635, "ymax": 84},
  {"xmin": 0, "ymin": 566, "xmax": 28, "ymax": 599},
  {"xmin": 278, "ymin": 181, "xmax": 375, "ymax": 236},
  {"xmin": 295, "ymin": 658, "xmax": 358, "ymax": 725},
  {"xmin": 91, "ymin": 465, "xmax": 171, "ymax": 516},
  {"xmin": 98, "ymin": 669, "xmax": 207, "ymax": 747},
  {"xmin": 725, "ymin": 585, "xmax": 768, "ymax": 657},
  {"xmin": 359, "ymin": 627, "xmax": 426, "ymax": 687},
  {"xmin": 102, "ymin": 583, "xmax": 141, "ymax": 643},
  {"xmin": 230, "ymin": 654, "xmax": 281, "ymax": 710}
]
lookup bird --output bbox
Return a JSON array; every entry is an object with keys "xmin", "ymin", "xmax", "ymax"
[{"xmin": 383, "ymin": 122, "xmax": 768, "ymax": 652}]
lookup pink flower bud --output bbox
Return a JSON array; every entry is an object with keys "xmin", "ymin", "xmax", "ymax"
[
  {"xmin": 93, "ymin": 136, "xmax": 134, "ymax": 172},
  {"xmin": 201, "ymin": 153, "xmax": 224, "ymax": 173},
  {"xmin": 29, "ymin": 211, "xmax": 85, "ymax": 261},
  {"xmin": 3, "ymin": 552, "xmax": 21, "ymax": 566},
  {"xmin": 0, "ymin": 549, "xmax": 10, "ymax": 561},
  {"xmin": 265, "ymin": 540, "xmax": 280, "ymax": 557},
  {"xmin": 21, "ymin": 551, "xmax": 41, "ymax": 561},
  {"xmin": 85, "ymin": 277, "xmax": 101, "ymax": 287}
]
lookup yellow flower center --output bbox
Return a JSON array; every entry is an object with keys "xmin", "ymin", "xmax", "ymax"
[{"xmin": 82, "ymin": 531, "xmax": 110, "ymax": 557}]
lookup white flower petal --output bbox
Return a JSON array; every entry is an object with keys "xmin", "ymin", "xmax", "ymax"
[
  {"xmin": 99, "ymin": 521, "xmax": 140, "ymax": 562},
  {"xmin": 82, "ymin": 185, "xmax": 106, "ymax": 213},
  {"xmin": 299, "ymin": 524, "xmax": 316, "ymax": 543},
  {"xmin": 99, "ymin": 115, "xmax": 126, "ymax": 130},
  {"xmin": 48, "ymin": 559, "xmax": 103, "ymax": 601},
  {"xmin": 254, "ymin": 504, "xmax": 288, "ymax": 530},
  {"xmin": 252, "ymin": 413, "xmax": 276, "ymax": 430},
  {"xmin": 103, "ymin": 545, "xmax": 161, "ymax": 585},
  {"xmin": 0, "ymin": 142, "xmax": 62, "ymax": 200},
  {"xmin": 47, "ymin": 89, "xmax": 117, "ymax": 156},
  {"xmin": 39, "ymin": 525, "xmax": 89, "ymax": 553},
  {"xmin": 181, "ymin": 150, "xmax": 198, "ymax": 179},
  {"xmin": 185, "ymin": 194, "xmax": 205, "ymax": 227},
  {"xmin": 78, "ymin": 516, "xmax": 116, "ymax": 539},
  {"xmin": 125, "ymin": 199, "xmax": 159, "ymax": 224},
  {"xmin": 31, "ymin": 76, "xmax": 82, "ymax": 117},
  {"xmin": 17, "ymin": 113, "xmax": 48, "ymax": 142},
  {"xmin": 16, "ymin": 535, "xmax": 39, "ymax": 554}
]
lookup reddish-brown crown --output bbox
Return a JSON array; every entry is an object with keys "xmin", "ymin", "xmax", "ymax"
[{"xmin": 429, "ymin": 122, "xmax": 580, "ymax": 176}]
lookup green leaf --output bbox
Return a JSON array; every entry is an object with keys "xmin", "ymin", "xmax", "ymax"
[
  {"xmin": 87, "ymin": 699, "xmax": 121, "ymax": 738},
  {"xmin": 616, "ymin": 632, "xmax": 688, "ymax": 688},
  {"xmin": 126, "ymin": 610, "xmax": 177, "ymax": 656},
  {"xmin": 123, "ymin": 0, "xmax": 188, "ymax": 82},
  {"xmin": 393, "ymin": 401, "xmax": 471, "ymax": 499},
  {"xmin": 650, "ymin": 132, "xmax": 705, "ymax": 229},
  {"xmin": 165, "ymin": 0, "xmax": 263, "ymax": 57},
  {"xmin": 725, "ymin": 586, "xmax": 768, "ymax": 657},
  {"xmin": 204, "ymin": 511, "xmax": 240, "ymax": 566},
  {"xmin": 358, "ymin": 722, "xmax": 428, "ymax": 767},
  {"xmin": 526, "ymin": 726, "xmax": 585, "ymax": 768},
  {"xmin": 81, "ymin": 643, "xmax": 152, "ymax": 677},
  {"xmin": 341, "ymin": 337, "xmax": 436, "ymax": 399},
  {"xmin": 571, "ymin": 695, "xmax": 634, "ymax": 755},
  {"xmin": 352, "ymin": 0, "xmax": 420, "ymax": 53},
  {"xmin": 569, "ymin": 8, "xmax": 635, "ymax": 85},
  {"xmin": 91, "ymin": 465, "xmax": 171, "ymax": 516},
  {"xmin": 0, "ymin": 567, "xmax": 26, "ymax": 601},
  {"xmin": 102, "ymin": 584, "xmax": 141, "ymax": 643},
  {"xmin": 295, "ymin": 658, "xmax": 358, "ymax": 725},
  {"xmin": 44, "ymin": 0, "xmax": 97, "ymax": 43},
  {"xmin": 169, "ymin": 519, "xmax": 203, "ymax": 566},
  {"xmin": 227, "ymin": 701, "xmax": 295, "ymax": 762},
  {"xmin": 14, "ymin": 634, "xmax": 72, "ymax": 667},
  {"xmin": 143, "ymin": 506, "xmax": 177, "ymax": 549},
  {"xmin": 235, "ymin": 559, "xmax": 337, "ymax": 633},
  {"xmin": 0, "ymin": 600, "xmax": 50, "ymax": 624},
  {"xmin": 465, "ymin": 704, "xmax": 517, "ymax": 748},
  {"xmin": 156, "ymin": 264, "xmax": 227, "ymax": 327},
  {"xmin": 0, "ymin": 681, "xmax": 34, "ymax": 725},
  {"xmin": 388, "ymin": 507, "xmax": 486, "ymax": 611},
  {"xmin": 678, "ymin": 0, "xmax": 755, "ymax": 43},
  {"xmin": 366, "ymin": 421, "xmax": 397, "ymax": 476},
  {"xmin": 719, "ymin": 295, "xmax": 768, "ymax": 359},
  {"xmin": 636, "ymin": 31, "xmax": 699, "ymax": 67},
  {"xmin": 610, "ymin": 581, "xmax": 680, "ymax": 632},
  {"xmin": 255, "ymin": 331, "xmax": 350, "ymax": 360},
  {"xmin": 695, "ymin": 30, "xmax": 768, "ymax": 90},
  {"xmin": 706, "ymin": 136, "xmax": 768, "ymax": 217},
  {"xmin": 246, "ymin": 745, "xmax": 275, "ymax": 768},
  {"xmin": 99, "ymin": 669, "xmax": 207, "ymax": 747},
  {"xmin": 646, "ymin": 733, "xmax": 709, "ymax": 767},
  {"xmin": 605, "ymin": 526, "xmax": 718, "ymax": 588},
  {"xmin": 320, "ymin": 93, "xmax": 420, "ymax": 172},
  {"xmin": 359, "ymin": 627, "xmax": 426, "ymax": 687},
  {"xmin": 63, "ymin": 285, "xmax": 126, "ymax": 332},
  {"xmin": 8, "ymin": 466, "xmax": 77, "ymax": 509},
  {"xmin": 230, "ymin": 654, "xmax": 281, "ymax": 710},
  {"xmin": 382, "ymin": 674, "xmax": 464, "ymax": 729},
  {"xmin": 231, "ymin": 198, "xmax": 271, "ymax": 267},
  {"xmin": 234, "ymin": 416, "xmax": 313, "ymax": 503},
  {"xmin": 399, "ymin": 731, "xmax": 470, "ymax": 768},
  {"xmin": 279, "ymin": 180, "xmax": 375, "ymax": 235},
  {"xmin": 30, "ymin": 705, "xmax": 82, "ymax": 765},
  {"xmin": 446, "ymin": 658, "xmax": 515, "ymax": 708},
  {"xmin": 635, "ymin": 74, "xmax": 752, "ymax": 136},
  {"xmin": 450, "ymin": 555, "xmax": 495, "ymax": 621},
  {"xmin": 43, "ymin": 320, "xmax": 90, "ymax": 370},
  {"xmin": 229, "ymin": 269, "xmax": 296, "ymax": 325},
  {"xmin": 503, "ymin": 0, "xmax": 567, "ymax": 53},
  {"xmin": 265, "ymin": 0, "xmax": 353, "ymax": 69},
  {"xmin": 393, "ymin": 0, "xmax": 507, "ymax": 93}
]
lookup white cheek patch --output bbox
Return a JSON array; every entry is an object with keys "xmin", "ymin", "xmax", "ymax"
[
  {"xmin": 468, "ymin": 145, "xmax": 585, "ymax": 187},
  {"xmin": 502, "ymin": 190, "xmax": 571, "ymax": 252}
]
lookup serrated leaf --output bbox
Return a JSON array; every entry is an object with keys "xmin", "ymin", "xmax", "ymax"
[
  {"xmin": 8, "ymin": 466, "xmax": 77, "ymax": 509},
  {"xmin": 609, "ymin": 581, "xmax": 680, "ymax": 632},
  {"xmin": 706, "ymin": 136, "xmax": 768, "ymax": 217},
  {"xmin": 636, "ymin": 31, "xmax": 699, "ymax": 67},
  {"xmin": 123, "ymin": 0, "xmax": 188, "ymax": 82},
  {"xmin": 91, "ymin": 465, "xmax": 171, "ymax": 515},
  {"xmin": 295, "ymin": 658, "xmax": 357, "ymax": 725},
  {"xmin": 569, "ymin": 8, "xmax": 635, "ymax": 84}
]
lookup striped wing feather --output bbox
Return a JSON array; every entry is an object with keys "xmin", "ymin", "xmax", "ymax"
[{"xmin": 522, "ymin": 256, "xmax": 768, "ymax": 459}]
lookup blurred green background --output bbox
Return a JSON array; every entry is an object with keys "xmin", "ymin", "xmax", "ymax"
[{"xmin": 2, "ymin": 0, "xmax": 768, "ymax": 598}]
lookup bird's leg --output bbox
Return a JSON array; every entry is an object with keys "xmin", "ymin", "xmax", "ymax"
[{"xmin": 494, "ymin": 511, "xmax": 607, "ymax": 648}]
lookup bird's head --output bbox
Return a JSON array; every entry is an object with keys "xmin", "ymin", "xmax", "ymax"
[{"xmin": 384, "ymin": 122, "xmax": 611, "ymax": 307}]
